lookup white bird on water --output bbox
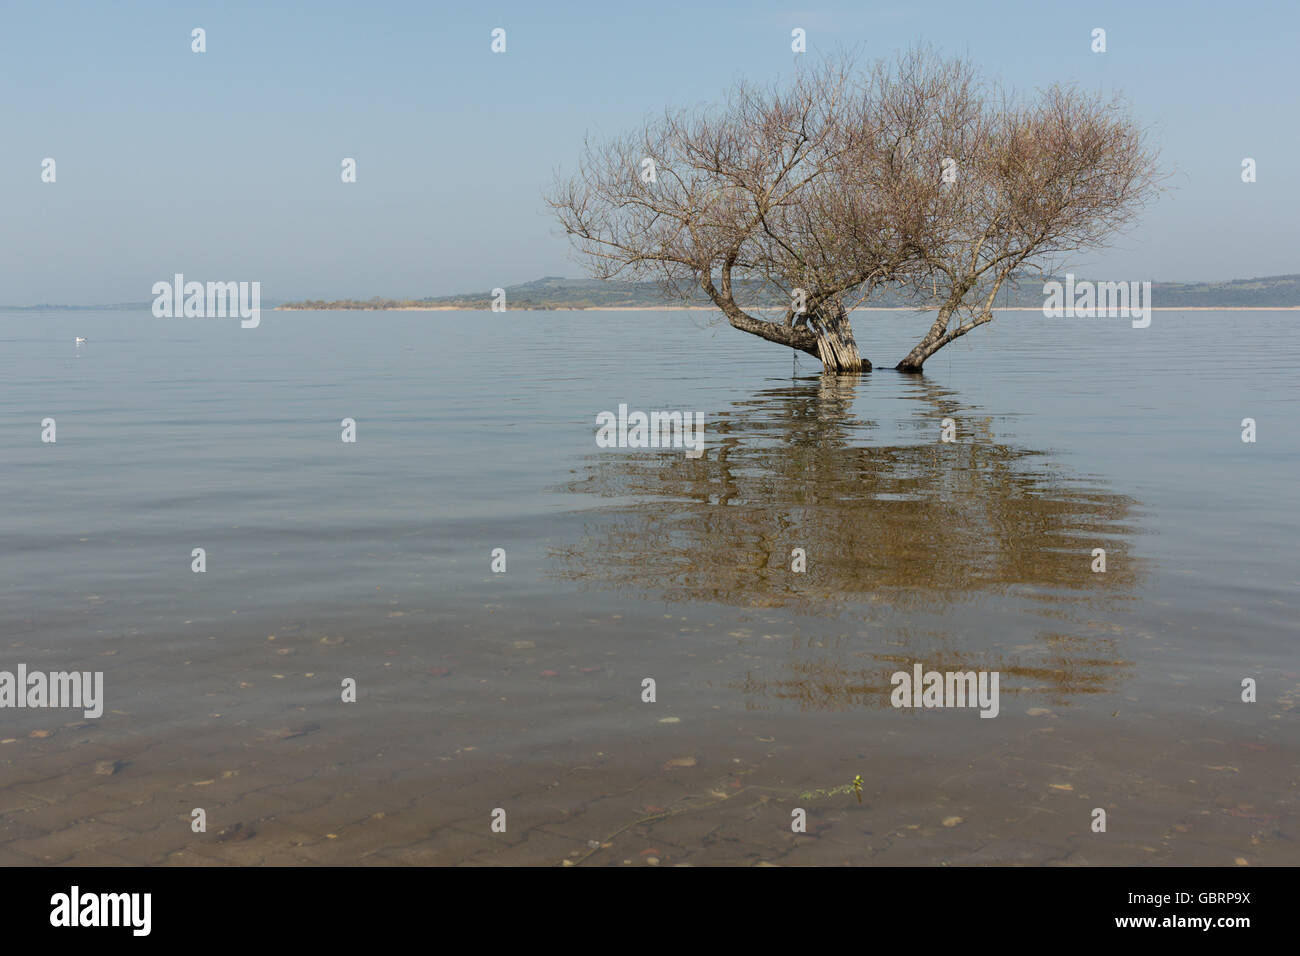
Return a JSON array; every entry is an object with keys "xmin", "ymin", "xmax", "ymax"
[{"xmin": 75, "ymin": 336, "xmax": 87, "ymax": 344}]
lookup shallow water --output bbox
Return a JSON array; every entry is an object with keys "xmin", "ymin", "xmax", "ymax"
[{"xmin": 0, "ymin": 307, "xmax": 1296, "ymax": 865}]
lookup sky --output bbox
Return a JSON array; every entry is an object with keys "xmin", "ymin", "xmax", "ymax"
[{"xmin": 2, "ymin": 0, "xmax": 1297, "ymax": 304}]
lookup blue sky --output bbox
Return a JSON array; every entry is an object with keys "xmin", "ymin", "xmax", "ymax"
[{"xmin": 2, "ymin": 0, "xmax": 1297, "ymax": 303}]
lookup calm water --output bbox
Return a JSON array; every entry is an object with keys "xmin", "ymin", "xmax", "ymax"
[{"xmin": 1, "ymin": 307, "xmax": 1296, "ymax": 865}]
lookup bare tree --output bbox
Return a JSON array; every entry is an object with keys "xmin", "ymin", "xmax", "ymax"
[
  {"xmin": 547, "ymin": 56, "xmax": 908, "ymax": 372},
  {"xmin": 548, "ymin": 49, "xmax": 1160, "ymax": 374},
  {"xmin": 887, "ymin": 53, "xmax": 1161, "ymax": 370}
]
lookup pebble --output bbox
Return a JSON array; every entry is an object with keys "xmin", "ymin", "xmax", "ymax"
[{"xmin": 217, "ymin": 822, "xmax": 255, "ymax": 843}]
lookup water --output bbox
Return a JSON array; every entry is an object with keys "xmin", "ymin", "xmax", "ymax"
[{"xmin": 0, "ymin": 307, "xmax": 1296, "ymax": 865}]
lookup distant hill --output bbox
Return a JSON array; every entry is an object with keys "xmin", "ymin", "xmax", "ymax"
[
  {"xmin": 1134, "ymin": 274, "xmax": 1300, "ymax": 307},
  {"xmin": 279, "ymin": 277, "xmax": 727, "ymax": 311},
  {"xmin": 279, "ymin": 274, "xmax": 1300, "ymax": 310}
]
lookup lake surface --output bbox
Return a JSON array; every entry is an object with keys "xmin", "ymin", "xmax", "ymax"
[{"xmin": 0, "ymin": 306, "xmax": 1296, "ymax": 865}]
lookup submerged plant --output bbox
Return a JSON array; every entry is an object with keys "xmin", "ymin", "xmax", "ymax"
[{"xmin": 797, "ymin": 774, "xmax": 865, "ymax": 803}]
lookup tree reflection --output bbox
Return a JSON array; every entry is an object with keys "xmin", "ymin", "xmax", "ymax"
[{"xmin": 551, "ymin": 373, "xmax": 1144, "ymax": 708}]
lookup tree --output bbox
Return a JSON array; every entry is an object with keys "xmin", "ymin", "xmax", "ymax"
[{"xmin": 548, "ymin": 49, "xmax": 1160, "ymax": 373}]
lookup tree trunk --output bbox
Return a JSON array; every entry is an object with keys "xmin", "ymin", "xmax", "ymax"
[
  {"xmin": 807, "ymin": 302, "xmax": 868, "ymax": 373},
  {"xmin": 895, "ymin": 304, "xmax": 954, "ymax": 372},
  {"xmin": 701, "ymin": 269, "xmax": 867, "ymax": 371},
  {"xmin": 896, "ymin": 302, "xmax": 993, "ymax": 372},
  {"xmin": 897, "ymin": 277, "xmax": 1000, "ymax": 371}
]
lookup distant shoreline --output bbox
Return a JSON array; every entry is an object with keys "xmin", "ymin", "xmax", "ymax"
[
  {"xmin": 8, "ymin": 274, "xmax": 1299, "ymax": 313},
  {"xmin": 273, "ymin": 305, "xmax": 1300, "ymax": 313}
]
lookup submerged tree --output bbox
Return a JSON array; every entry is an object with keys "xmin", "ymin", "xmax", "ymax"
[{"xmin": 548, "ymin": 49, "xmax": 1160, "ymax": 373}]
